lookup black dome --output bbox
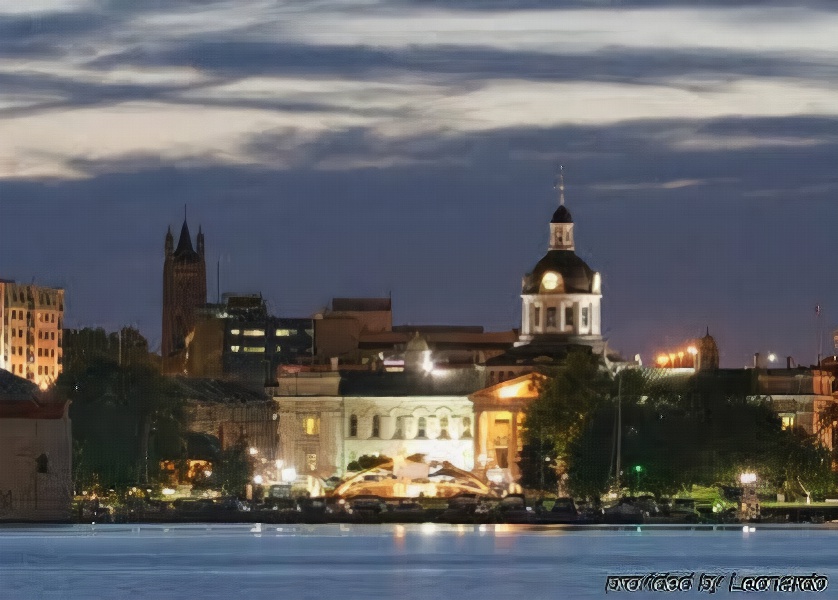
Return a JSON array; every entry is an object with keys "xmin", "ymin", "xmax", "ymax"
[
  {"xmin": 522, "ymin": 250, "xmax": 596, "ymax": 294},
  {"xmin": 551, "ymin": 205, "xmax": 573, "ymax": 224}
]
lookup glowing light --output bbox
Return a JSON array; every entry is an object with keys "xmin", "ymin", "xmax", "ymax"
[
  {"xmin": 687, "ymin": 346, "xmax": 698, "ymax": 356},
  {"xmin": 275, "ymin": 459, "xmax": 284, "ymax": 469},
  {"xmin": 592, "ymin": 272, "xmax": 602, "ymax": 294},
  {"xmin": 420, "ymin": 523, "xmax": 437, "ymax": 536},
  {"xmin": 656, "ymin": 355, "xmax": 669, "ymax": 366},
  {"xmin": 542, "ymin": 271, "xmax": 559, "ymax": 290},
  {"xmin": 162, "ymin": 488, "xmax": 176, "ymax": 496},
  {"xmin": 281, "ymin": 467, "xmax": 297, "ymax": 483},
  {"xmin": 740, "ymin": 472, "xmax": 757, "ymax": 484},
  {"xmin": 767, "ymin": 353, "xmax": 777, "ymax": 363},
  {"xmin": 249, "ymin": 447, "xmax": 258, "ymax": 456},
  {"xmin": 253, "ymin": 475, "xmax": 264, "ymax": 485}
]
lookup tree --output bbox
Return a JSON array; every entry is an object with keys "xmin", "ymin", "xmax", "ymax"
[
  {"xmin": 57, "ymin": 329, "xmax": 184, "ymax": 489},
  {"xmin": 521, "ymin": 350, "xmax": 613, "ymax": 491}
]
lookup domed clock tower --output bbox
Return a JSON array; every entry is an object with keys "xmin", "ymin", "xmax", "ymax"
[{"xmin": 516, "ymin": 170, "xmax": 603, "ymax": 351}]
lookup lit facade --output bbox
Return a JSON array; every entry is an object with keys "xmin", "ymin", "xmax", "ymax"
[{"xmin": 0, "ymin": 280, "xmax": 64, "ymax": 389}]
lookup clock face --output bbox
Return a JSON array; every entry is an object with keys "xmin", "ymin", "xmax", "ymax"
[{"xmin": 542, "ymin": 272, "xmax": 559, "ymax": 290}]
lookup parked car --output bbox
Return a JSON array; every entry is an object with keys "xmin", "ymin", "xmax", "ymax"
[
  {"xmin": 495, "ymin": 494, "xmax": 533, "ymax": 524},
  {"xmin": 603, "ymin": 497, "xmax": 647, "ymax": 524},
  {"xmin": 533, "ymin": 497, "xmax": 590, "ymax": 524}
]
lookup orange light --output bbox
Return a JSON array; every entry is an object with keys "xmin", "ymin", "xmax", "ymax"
[
  {"xmin": 656, "ymin": 355, "xmax": 669, "ymax": 366},
  {"xmin": 687, "ymin": 346, "xmax": 698, "ymax": 356},
  {"xmin": 668, "ymin": 353, "xmax": 676, "ymax": 363}
]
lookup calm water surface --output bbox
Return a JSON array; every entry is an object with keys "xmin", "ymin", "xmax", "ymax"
[{"xmin": 1, "ymin": 524, "xmax": 836, "ymax": 599}]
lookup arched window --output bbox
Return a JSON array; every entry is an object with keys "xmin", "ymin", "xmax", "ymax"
[
  {"xmin": 371, "ymin": 415, "xmax": 380, "ymax": 438},
  {"xmin": 417, "ymin": 417, "xmax": 427, "ymax": 438},
  {"xmin": 461, "ymin": 417, "xmax": 472, "ymax": 439},
  {"xmin": 36, "ymin": 454, "xmax": 49, "ymax": 474},
  {"xmin": 349, "ymin": 414, "xmax": 358, "ymax": 437},
  {"xmin": 439, "ymin": 416, "xmax": 450, "ymax": 439},
  {"xmin": 393, "ymin": 416, "xmax": 404, "ymax": 439}
]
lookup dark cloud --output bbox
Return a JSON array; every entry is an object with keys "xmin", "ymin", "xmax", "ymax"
[{"xmin": 90, "ymin": 41, "xmax": 837, "ymax": 86}]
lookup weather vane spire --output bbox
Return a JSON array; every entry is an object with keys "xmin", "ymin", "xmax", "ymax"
[{"xmin": 553, "ymin": 164, "xmax": 565, "ymax": 206}]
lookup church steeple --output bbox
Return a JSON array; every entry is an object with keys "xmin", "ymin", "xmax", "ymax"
[
  {"xmin": 549, "ymin": 166, "xmax": 575, "ymax": 251},
  {"xmin": 174, "ymin": 219, "xmax": 195, "ymax": 256}
]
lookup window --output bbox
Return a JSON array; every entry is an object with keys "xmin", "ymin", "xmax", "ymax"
[
  {"xmin": 230, "ymin": 329, "xmax": 240, "ymax": 335},
  {"xmin": 10, "ymin": 346, "xmax": 14, "ymax": 355},
  {"xmin": 243, "ymin": 347, "xmax": 263, "ymax": 353},
  {"xmin": 534, "ymin": 306, "xmax": 541, "ymax": 327},
  {"xmin": 230, "ymin": 345, "xmax": 240, "ymax": 352},
  {"xmin": 11, "ymin": 310, "xmax": 15, "ymax": 319},
  {"xmin": 50, "ymin": 349, "xmax": 55, "ymax": 358},
  {"xmin": 51, "ymin": 314, "xmax": 55, "ymax": 323},
  {"xmin": 565, "ymin": 306, "xmax": 574, "ymax": 328},
  {"xmin": 461, "ymin": 417, "xmax": 472, "ymax": 439},
  {"xmin": 439, "ymin": 416, "xmax": 450, "ymax": 439},
  {"xmin": 303, "ymin": 416, "xmax": 320, "ymax": 435},
  {"xmin": 37, "ymin": 349, "xmax": 42, "ymax": 357},
  {"xmin": 306, "ymin": 453, "xmax": 317, "ymax": 472},
  {"xmin": 546, "ymin": 307, "xmax": 557, "ymax": 328},
  {"xmin": 37, "ymin": 366, "xmax": 42, "ymax": 375},
  {"xmin": 51, "ymin": 332, "xmax": 55, "ymax": 340},
  {"xmin": 417, "ymin": 417, "xmax": 427, "ymax": 438},
  {"xmin": 392, "ymin": 416, "xmax": 404, "ymax": 439},
  {"xmin": 581, "ymin": 307, "xmax": 589, "ymax": 327},
  {"xmin": 275, "ymin": 345, "xmax": 282, "ymax": 352},
  {"xmin": 36, "ymin": 454, "xmax": 49, "ymax": 474},
  {"xmin": 243, "ymin": 329, "xmax": 265, "ymax": 337},
  {"xmin": 371, "ymin": 415, "xmax": 380, "ymax": 438},
  {"xmin": 781, "ymin": 414, "xmax": 795, "ymax": 430},
  {"xmin": 11, "ymin": 329, "xmax": 15, "ymax": 338},
  {"xmin": 349, "ymin": 414, "xmax": 358, "ymax": 437},
  {"xmin": 275, "ymin": 329, "xmax": 292, "ymax": 337}
]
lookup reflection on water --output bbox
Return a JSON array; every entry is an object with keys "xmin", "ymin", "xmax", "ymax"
[{"xmin": 1, "ymin": 524, "xmax": 836, "ymax": 600}]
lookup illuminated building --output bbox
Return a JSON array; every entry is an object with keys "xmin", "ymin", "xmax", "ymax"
[{"xmin": 0, "ymin": 280, "xmax": 64, "ymax": 389}]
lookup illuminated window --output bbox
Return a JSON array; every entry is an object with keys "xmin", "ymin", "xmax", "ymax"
[
  {"xmin": 275, "ymin": 345, "xmax": 282, "ymax": 352},
  {"xmin": 371, "ymin": 415, "xmax": 380, "ymax": 438},
  {"xmin": 546, "ymin": 308, "xmax": 557, "ymax": 328},
  {"xmin": 275, "ymin": 329, "xmax": 292, "ymax": 337},
  {"xmin": 349, "ymin": 414, "xmax": 358, "ymax": 437},
  {"xmin": 592, "ymin": 272, "xmax": 602, "ymax": 294},
  {"xmin": 417, "ymin": 417, "xmax": 427, "ymax": 438},
  {"xmin": 230, "ymin": 329, "xmax": 240, "ymax": 335},
  {"xmin": 243, "ymin": 329, "xmax": 264, "ymax": 337},
  {"xmin": 230, "ymin": 345, "xmax": 240, "ymax": 352},
  {"xmin": 306, "ymin": 453, "xmax": 317, "ymax": 472},
  {"xmin": 781, "ymin": 414, "xmax": 795, "ymax": 430},
  {"xmin": 534, "ymin": 307, "xmax": 541, "ymax": 327},
  {"xmin": 243, "ymin": 347, "xmax": 263, "ymax": 353},
  {"xmin": 303, "ymin": 416, "xmax": 320, "ymax": 435}
]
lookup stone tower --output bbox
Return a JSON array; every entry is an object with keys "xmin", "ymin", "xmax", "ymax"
[{"xmin": 162, "ymin": 219, "xmax": 207, "ymax": 366}]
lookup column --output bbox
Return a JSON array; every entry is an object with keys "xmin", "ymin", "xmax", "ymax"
[{"xmin": 508, "ymin": 410, "xmax": 519, "ymax": 480}]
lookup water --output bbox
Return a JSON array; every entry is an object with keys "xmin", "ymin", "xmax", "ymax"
[{"xmin": 1, "ymin": 524, "xmax": 835, "ymax": 599}]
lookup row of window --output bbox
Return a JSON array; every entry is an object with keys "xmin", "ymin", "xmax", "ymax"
[
  {"xmin": 229, "ymin": 329, "xmax": 296, "ymax": 337},
  {"xmin": 531, "ymin": 305, "xmax": 591, "ymax": 329},
  {"xmin": 6, "ymin": 309, "xmax": 60, "ymax": 324},
  {"xmin": 8, "ymin": 328, "xmax": 61, "ymax": 341},
  {"xmin": 230, "ymin": 345, "xmax": 280, "ymax": 353},
  {"xmin": 345, "ymin": 414, "xmax": 472, "ymax": 440},
  {"xmin": 36, "ymin": 365, "xmax": 56, "ymax": 375}
]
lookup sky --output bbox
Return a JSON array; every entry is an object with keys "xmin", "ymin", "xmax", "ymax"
[{"xmin": 0, "ymin": 0, "xmax": 837, "ymax": 367}]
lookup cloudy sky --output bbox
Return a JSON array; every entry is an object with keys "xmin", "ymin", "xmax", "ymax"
[{"xmin": 1, "ymin": 0, "xmax": 836, "ymax": 367}]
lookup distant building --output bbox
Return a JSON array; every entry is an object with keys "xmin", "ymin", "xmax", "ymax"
[
  {"xmin": 0, "ymin": 369, "xmax": 71, "ymax": 521},
  {"xmin": 313, "ymin": 297, "xmax": 393, "ymax": 362},
  {"xmin": 185, "ymin": 293, "xmax": 313, "ymax": 385},
  {"xmin": 162, "ymin": 219, "xmax": 207, "ymax": 372},
  {"xmin": 0, "ymin": 280, "xmax": 64, "ymax": 389}
]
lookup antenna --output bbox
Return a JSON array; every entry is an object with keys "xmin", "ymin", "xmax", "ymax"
[{"xmin": 553, "ymin": 164, "xmax": 565, "ymax": 206}]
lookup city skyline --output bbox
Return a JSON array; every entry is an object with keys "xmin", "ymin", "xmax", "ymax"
[{"xmin": 1, "ymin": 0, "xmax": 837, "ymax": 367}]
